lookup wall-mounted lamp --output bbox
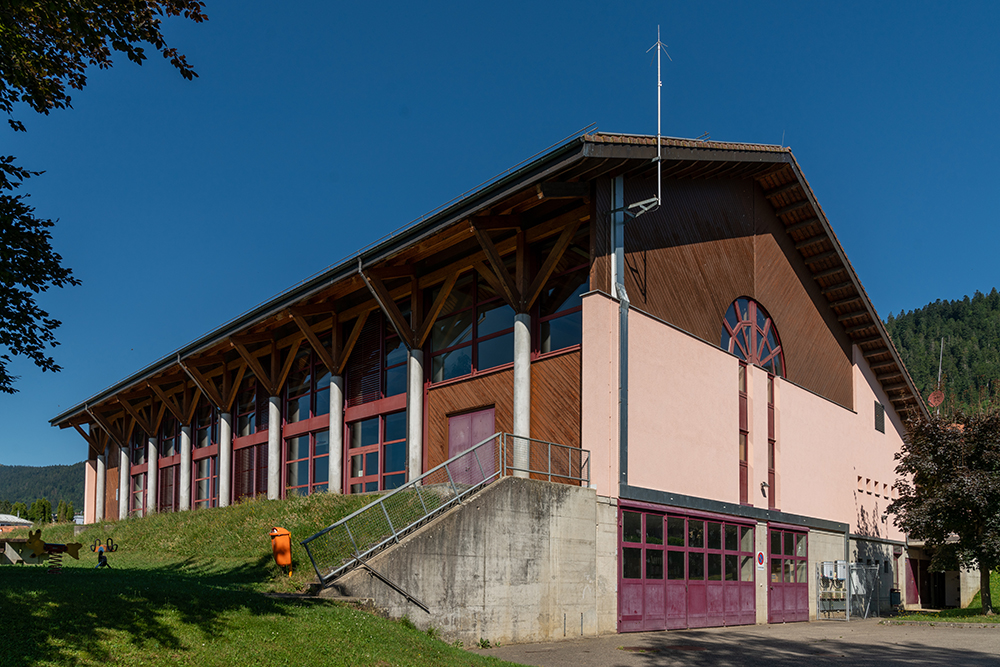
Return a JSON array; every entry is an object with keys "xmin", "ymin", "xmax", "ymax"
[{"xmin": 760, "ymin": 481, "xmax": 769, "ymax": 498}]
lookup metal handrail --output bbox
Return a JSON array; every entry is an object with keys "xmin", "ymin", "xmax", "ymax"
[{"xmin": 301, "ymin": 433, "xmax": 590, "ymax": 586}]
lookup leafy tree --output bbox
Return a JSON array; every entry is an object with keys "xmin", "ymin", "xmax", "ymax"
[
  {"xmin": 0, "ymin": 1, "xmax": 207, "ymax": 392},
  {"xmin": 27, "ymin": 497, "xmax": 51, "ymax": 524},
  {"xmin": 0, "ymin": 499, "xmax": 11, "ymax": 514},
  {"xmin": 65, "ymin": 500, "xmax": 75, "ymax": 522},
  {"xmin": 887, "ymin": 412, "xmax": 1000, "ymax": 614},
  {"xmin": 11, "ymin": 501, "xmax": 27, "ymax": 518},
  {"xmin": 56, "ymin": 499, "xmax": 66, "ymax": 522}
]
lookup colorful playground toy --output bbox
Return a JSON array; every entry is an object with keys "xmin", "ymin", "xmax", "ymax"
[{"xmin": 25, "ymin": 530, "xmax": 83, "ymax": 574}]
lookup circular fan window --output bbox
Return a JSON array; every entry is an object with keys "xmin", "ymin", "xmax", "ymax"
[{"xmin": 720, "ymin": 298, "xmax": 784, "ymax": 377}]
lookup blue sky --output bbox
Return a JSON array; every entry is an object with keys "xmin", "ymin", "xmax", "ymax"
[{"xmin": 3, "ymin": 1, "xmax": 999, "ymax": 468}]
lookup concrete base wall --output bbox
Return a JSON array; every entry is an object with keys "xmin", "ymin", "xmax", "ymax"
[
  {"xmin": 809, "ymin": 530, "xmax": 846, "ymax": 620},
  {"xmin": 334, "ymin": 477, "xmax": 617, "ymax": 645}
]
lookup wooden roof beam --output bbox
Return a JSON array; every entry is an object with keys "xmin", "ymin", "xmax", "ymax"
[
  {"xmin": 763, "ymin": 181, "xmax": 802, "ymax": 199},
  {"xmin": 774, "ymin": 200, "xmax": 811, "ymax": 218},
  {"xmin": 536, "ymin": 182, "xmax": 588, "ymax": 200},
  {"xmin": 784, "ymin": 216, "xmax": 821, "ymax": 235},
  {"xmin": 837, "ymin": 310, "xmax": 870, "ymax": 322},
  {"xmin": 804, "ymin": 250, "xmax": 839, "ymax": 266},
  {"xmin": 821, "ymin": 280, "xmax": 854, "ymax": 295}
]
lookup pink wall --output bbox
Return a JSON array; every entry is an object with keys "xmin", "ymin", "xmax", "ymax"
[
  {"xmin": 582, "ymin": 291, "xmax": 908, "ymax": 537},
  {"xmin": 83, "ymin": 458, "xmax": 96, "ymax": 524}
]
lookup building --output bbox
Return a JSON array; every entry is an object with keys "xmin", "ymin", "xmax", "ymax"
[
  {"xmin": 53, "ymin": 132, "xmax": 929, "ymax": 635},
  {"xmin": 0, "ymin": 513, "xmax": 33, "ymax": 533}
]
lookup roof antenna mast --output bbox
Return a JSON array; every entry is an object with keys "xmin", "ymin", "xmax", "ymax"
[{"xmin": 630, "ymin": 26, "xmax": 671, "ymax": 217}]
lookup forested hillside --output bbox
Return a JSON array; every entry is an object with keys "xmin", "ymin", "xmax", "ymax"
[
  {"xmin": 884, "ymin": 288, "xmax": 1000, "ymax": 414},
  {"xmin": 0, "ymin": 462, "xmax": 84, "ymax": 508}
]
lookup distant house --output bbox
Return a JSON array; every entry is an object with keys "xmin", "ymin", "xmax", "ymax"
[
  {"xmin": 55, "ymin": 132, "xmax": 937, "ymax": 637},
  {"xmin": 0, "ymin": 513, "xmax": 32, "ymax": 533}
]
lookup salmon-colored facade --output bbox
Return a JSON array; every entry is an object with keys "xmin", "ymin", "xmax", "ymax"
[{"xmin": 60, "ymin": 133, "xmax": 937, "ymax": 632}]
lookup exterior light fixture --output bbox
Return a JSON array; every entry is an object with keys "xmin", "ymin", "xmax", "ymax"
[{"xmin": 760, "ymin": 481, "xmax": 769, "ymax": 497}]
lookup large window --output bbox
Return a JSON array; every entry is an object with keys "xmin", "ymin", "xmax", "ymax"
[
  {"xmin": 193, "ymin": 457, "xmax": 219, "ymax": 508},
  {"xmin": 738, "ymin": 362, "xmax": 748, "ymax": 505},
  {"xmin": 235, "ymin": 375, "xmax": 269, "ymax": 437},
  {"xmin": 192, "ymin": 399, "xmax": 219, "ymax": 509},
  {"xmin": 537, "ymin": 255, "xmax": 587, "ymax": 355},
  {"xmin": 128, "ymin": 430, "xmax": 146, "ymax": 516},
  {"xmin": 285, "ymin": 431, "xmax": 329, "ymax": 496},
  {"xmin": 286, "ymin": 345, "xmax": 332, "ymax": 424},
  {"xmin": 194, "ymin": 402, "xmax": 217, "ymax": 449},
  {"xmin": 346, "ymin": 412, "xmax": 406, "ymax": 493},
  {"xmin": 346, "ymin": 309, "xmax": 408, "ymax": 407},
  {"xmin": 233, "ymin": 442, "xmax": 268, "ymax": 501},
  {"xmin": 159, "ymin": 417, "xmax": 179, "ymax": 458},
  {"xmin": 720, "ymin": 298, "xmax": 784, "ymax": 376},
  {"xmin": 429, "ymin": 272, "xmax": 515, "ymax": 382}
]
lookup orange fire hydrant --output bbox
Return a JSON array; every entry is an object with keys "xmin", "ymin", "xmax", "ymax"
[{"xmin": 270, "ymin": 527, "xmax": 292, "ymax": 577}]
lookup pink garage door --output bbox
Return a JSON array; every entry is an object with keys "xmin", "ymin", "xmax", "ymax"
[
  {"xmin": 768, "ymin": 527, "xmax": 809, "ymax": 623},
  {"xmin": 618, "ymin": 507, "xmax": 755, "ymax": 632}
]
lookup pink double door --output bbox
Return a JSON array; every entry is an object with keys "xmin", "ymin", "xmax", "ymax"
[{"xmin": 619, "ymin": 508, "xmax": 756, "ymax": 632}]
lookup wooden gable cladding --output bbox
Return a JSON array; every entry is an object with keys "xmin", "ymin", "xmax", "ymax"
[
  {"xmin": 606, "ymin": 173, "xmax": 855, "ymax": 409},
  {"xmin": 425, "ymin": 351, "xmax": 582, "ymax": 470}
]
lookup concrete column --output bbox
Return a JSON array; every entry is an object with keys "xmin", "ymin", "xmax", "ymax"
[
  {"xmin": 512, "ymin": 312, "xmax": 531, "ymax": 478},
  {"xmin": 267, "ymin": 396, "xmax": 281, "ymax": 499},
  {"xmin": 179, "ymin": 426, "xmax": 192, "ymax": 511},
  {"xmin": 329, "ymin": 375, "xmax": 344, "ymax": 494},
  {"xmin": 406, "ymin": 349, "xmax": 424, "ymax": 482},
  {"xmin": 146, "ymin": 436, "xmax": 158, "ymax": 514},
  {"xmin": 118, "ymin": 444, "xmax": 129, "ymax": 519},
  {"xmin": 94, "ymin": 450, "xmax": 106, "ymax": 521},
  {"xmin": 219, "ymin": 410, "xmax": 233, "ymax": 507}
]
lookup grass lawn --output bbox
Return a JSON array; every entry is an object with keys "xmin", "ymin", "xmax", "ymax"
[
  {"xmin": 893, "ymin": 572, "xmax": 1000, "ymax": 623},
  {"xmin": 0, "ymin": 494, "xmax": 525, "ymax": 667}
]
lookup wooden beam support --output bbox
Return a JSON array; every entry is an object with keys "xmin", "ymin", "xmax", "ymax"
[
  {"xmin": 784, "ymin": 216, "xmax": 821, "ymax": 235},
  {"xmin": 535, "ymin": 182, "xmax": 589, "ymax": 200},
  {"xmin": 829, "ymin": 295, "xmax": 863, "ymax": 308},
  {"xmin": 523, "ymin": 219, "xmax": 581, "ymax": 311},
  {"xmin": 73, "ymin": 423, "xmax": 98, "ymax": 450},
  {"xmin": 774, "ymin": 200, "xmax": 811, "ymax": 218},
  {"xmin": 804, "ymin": 250, "xmax": 839, "ymax": 265},
  {"xmin": 148, "ymin": 381, "xmax": 186, "ymax": 423},
  {"xmin": 812, "ymin": 266, "xmax": 848, "ymax": 280},
  {"xmin": 179, "ymin": 358, "xmax": 226, "ymax": 409},
  {"xmin": 230, "ymin": 331, "xmax": 275, "ymax": 346},
  {"xmin": 87, "ymin": 408, "xmax": 125, "ymax": 450},
  {"xmin": 273, "ymin": 338, "xmax": 303, "ymax": 397},
  {"xmin": 863, "ymin": 347, "xmax": 890, "ymax": 359},
  {"xmin": 763, "ymin": 181, "xmax": 802, "ymax": 199},
  {"xmin": 368, "ymin": 265, "xmax": 416, "ymax": 281},
  {"xmin": 469, "ymin": 214, "xmax": 523, "ymax": 231},
  {"xmin": 415, "ymin": 271, "xmax": 458, "ymax": 348},
  {"xmin": 337, "ymin": 310, "xmax": 369, "ymax": 376},
  {"xmin": 870, "ymin": 361, "xmax": 898, "ymax": 373},
  {"xmin": 883, "ymin": 382, "xmax": 909, "ymax": 392},
  {"xmin": 852, "ymin": 335, "xmax": 884, "ymax": 346},
  {"xmin": 837, "ymin": 310, "xmax": 870, "ymax": 322},
  {"xmin": 470, "ymin": 222, "xmax": 521, "ymax": 309},
  {"xmin": 221, "ymin": 363, "xmax": 247, "ymax": 413},
  {"xmin": 361, "ymin": 269, "xmax": 415, "ymax": 349},
  {"xmin": 289, "ymin": 308, "xmax": 337, "ymax": 373},
  {"xmin": 794, "ymin": 234, "xmax": 828, "ymax": 251},
  {"xmin": 821, "ymin": 281, "xmax": 854, "ymax": 295},
  {"xmin": 231, "ymin": 338, "xmax": 274, "ymax": 395},
  {"xmin": 845, "ymin": 323, "xmax": 877, "ymax": 335}
]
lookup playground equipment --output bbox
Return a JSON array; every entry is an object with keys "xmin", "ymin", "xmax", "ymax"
[
  {"xmin": 91, "ymin": 538, "xmax": 118, "ymax": 568},
  {"xmin": 25, "ymin": 530, "xmax": 83, "ymax": 574}
]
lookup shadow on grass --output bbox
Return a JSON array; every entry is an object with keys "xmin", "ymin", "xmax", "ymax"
[{"xmin": 0, "ymin": 556, "xmax": 300, "ymax": 667}]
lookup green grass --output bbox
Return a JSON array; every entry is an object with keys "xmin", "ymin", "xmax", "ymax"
[
  {"xmin": 1, "ymin": 494, "xmax": 524, "ymax": 667},
  {"xmin": 893, "ymin": 572, "xmax": 1000, "ymax": 623}
]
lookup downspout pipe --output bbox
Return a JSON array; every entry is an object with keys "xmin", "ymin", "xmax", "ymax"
[{"xmin": 612, "ymin": 176, "xmax": 629, "ymax": 492}]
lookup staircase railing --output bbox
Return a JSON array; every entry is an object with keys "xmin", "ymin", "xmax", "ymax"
[{"xmin": 301, "ymin": 433, "xmax": 590, "ymax": 586}]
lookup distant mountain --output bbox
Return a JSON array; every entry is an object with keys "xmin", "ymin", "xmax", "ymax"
[
  {"xmin": 0, "ymin": 462, "xmax": 85, "ymax": 507},
  {"xmin": 884, "ymin": 288, "xmax": 1000, "ymax": 414}
]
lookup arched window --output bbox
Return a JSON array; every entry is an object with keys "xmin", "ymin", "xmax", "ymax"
[{"xmin": 720, "ymin": 298, "xmax": 785, "ymax": 377}]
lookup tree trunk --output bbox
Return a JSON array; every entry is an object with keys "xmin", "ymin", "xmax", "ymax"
[{"xmin": 982, "ymin": 567, "xmax": 993, "ymax": 615}]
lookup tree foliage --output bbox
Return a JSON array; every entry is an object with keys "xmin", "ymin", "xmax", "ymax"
[
  {"xmin": 885, "ymin": 289, "xmax": 1000, "ymax": 413},
  {"xmin": 0, "ymin": 1, "xmax": 207, "ymax": 392},
  {"xmin": 887, "ymin": 412, "xmax": 1000, "ymax": 614}
]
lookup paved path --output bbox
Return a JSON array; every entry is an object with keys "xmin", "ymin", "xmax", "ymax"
[{"xmin": 471, "ymin": 619, "xmax": 1000, "ymax": 666}]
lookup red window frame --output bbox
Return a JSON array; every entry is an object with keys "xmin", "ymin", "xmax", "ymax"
[
  {"xmin": 721, "ymin": 298, "xmax": 785, "ymax": 376},
  {"xmin": 193, "ymin": 455, "xmax": 219, "ymax": 508},
  {"xmin": 285, "ymin": 343, "xmax": 332, "ymax": 425},
  {"xmin": 738, "ymin": 362, "xmax": 748, "ymax": 505},
  {"xmin": 345, "ymin": 411, "xmax": 407, "ymax": 493},
  {"xmin": 283, "ymin": 429, "xmax": 330, "ymax": 497}
]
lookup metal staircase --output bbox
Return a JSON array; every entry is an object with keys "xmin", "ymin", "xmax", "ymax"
[{"xmin": 301, "ymin": 433, "xmax": 590, "ymax": 587}]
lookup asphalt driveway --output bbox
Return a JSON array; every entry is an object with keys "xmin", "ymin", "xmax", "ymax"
[{"xmin": 470, "ymin": 619, "xmax": 1000, "ymax": 667}]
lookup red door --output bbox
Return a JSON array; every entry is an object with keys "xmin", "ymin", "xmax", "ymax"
[
  {"xmin": 768, "ymin": 528, "xmax": 808, "ymax": 622},
  {"xmin": 447, "ymin": 408, "xmax": 495, "ymax": 485}
]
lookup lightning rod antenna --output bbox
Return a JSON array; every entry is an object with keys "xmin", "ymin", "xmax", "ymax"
[{"xmin": 630, "ymin": 26, "xmax": 671, "ymax": 218}]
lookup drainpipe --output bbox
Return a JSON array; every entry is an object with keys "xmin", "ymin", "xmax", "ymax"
[{"xmin": 612, "ymin": 175, "xmax": 629, "ymax": 491}]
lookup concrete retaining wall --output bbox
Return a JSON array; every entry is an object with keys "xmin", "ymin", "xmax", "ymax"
[{"xmin": 334, "ymin": 476, "xmax": 617, "ymax": 645}]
